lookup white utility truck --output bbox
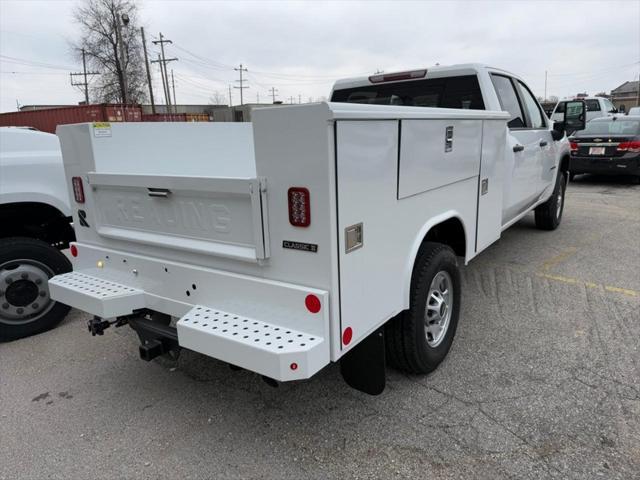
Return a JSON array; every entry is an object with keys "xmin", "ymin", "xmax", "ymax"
[
  {"xmin": 49, "ymin": 64, "xmax": 586, "ymax": 394},
  {"xmin": 1, "ymin": 127, "xmax": 74, "ymax": 341}
]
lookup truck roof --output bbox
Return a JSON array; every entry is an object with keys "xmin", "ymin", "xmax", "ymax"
[{"xmin": 331, "ymin": 63, "xmax": 522, "ymax": 91}]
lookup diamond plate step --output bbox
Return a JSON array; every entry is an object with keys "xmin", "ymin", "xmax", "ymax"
[
  {"xmin": 177, "ymin": 305, "xmax": 328, "ymax": 381},
  {"xmin": 49, "ymin": 271, "xmax": 144, "ymax": 318}
]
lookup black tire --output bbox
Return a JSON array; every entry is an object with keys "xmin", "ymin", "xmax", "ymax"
[
  {"xmin": 385, "ymin": 242, "xmax": 461, "ymax": 374},
  {"xmin": 534, "ymin": 171, "xmax": 566, "ymax": 231},
  {"xmin": 0, "ymin": 237, "xmax": 72, "ymax": 341}
]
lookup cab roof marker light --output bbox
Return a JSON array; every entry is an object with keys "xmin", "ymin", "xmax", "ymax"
[{"xmin": 368, "ymin": 69, "xmax": 427, "ymax": 84}]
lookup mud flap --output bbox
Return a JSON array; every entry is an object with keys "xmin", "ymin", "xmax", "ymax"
[{"xmin": 340, "ymin": 327, "xmax": 386, "ymax": 395}]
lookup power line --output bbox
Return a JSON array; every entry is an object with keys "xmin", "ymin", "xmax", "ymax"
[{"xmin": 0, "ymin": 54, "xmax": 75, "ymax": 71}]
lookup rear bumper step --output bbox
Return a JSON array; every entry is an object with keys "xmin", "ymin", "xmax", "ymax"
[
  {"xmin": 177, "ymin": 305, "xmax": 326, "ymax": 381},
  {"xmin": 49, "ymin": 271, "xmax": 145, "ymax": 318},
  {"xmin": 49, "ymin": 269, "xmax": 329, "ymax": 382}
]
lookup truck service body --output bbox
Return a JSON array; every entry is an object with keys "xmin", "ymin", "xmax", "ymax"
[{"xmin": 48, "ymin": 64, "xmax": 581, "ymax": 394}]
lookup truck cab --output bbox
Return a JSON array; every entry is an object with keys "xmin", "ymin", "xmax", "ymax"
[{"xmin": 331, "ymin": 64, "xmax": 571, "ymax": 228}]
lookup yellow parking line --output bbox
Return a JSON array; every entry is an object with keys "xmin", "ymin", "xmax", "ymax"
[
  {"xmin": 536, "ymin": 273, "xmax": 638, "ymax": 297},
  {"xmin": 541, "ymin": 248, "xmax": 578, "ymax": 272},
  {"xmin": 604, "ymin": 285, "xmax": 638, "ymax": 297}
]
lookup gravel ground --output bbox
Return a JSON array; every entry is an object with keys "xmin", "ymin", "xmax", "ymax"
[{"xmin": 1, "ymin": 174, "xmax": 639, "ymax": 480}]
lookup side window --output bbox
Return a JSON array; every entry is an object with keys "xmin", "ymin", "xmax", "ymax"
[
  {"xmin": 490, "ymin": 74, "xmax": 525, "ymax": 128},
  {"xmin": 517, "ymin": 81, "xmax": 545, "ymax": 128},
  {"xmin": 555, "ymin": 102, "xmax": 566, "ymax": 114},
  {"xmin": 604, "ymin": 99, "xmax": 616, "ymax": 112},
  {"xmin": 586, "ymin": 99, "xmax": 601, "ymax": 112}
]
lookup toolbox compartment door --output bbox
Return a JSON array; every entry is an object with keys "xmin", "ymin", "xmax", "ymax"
[{"xmin": 87, "ymin": 172, "xmax": 269, "ymax": 262}]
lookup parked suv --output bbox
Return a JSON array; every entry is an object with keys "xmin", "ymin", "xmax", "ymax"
[{"xmin": 0, "ymin": 127, "xmax": 75, "ymax": 341}]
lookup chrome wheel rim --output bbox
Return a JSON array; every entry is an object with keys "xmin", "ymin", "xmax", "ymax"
[
  {"xmin": 0, "ymin": 259, "xmax": 54, "ymax": 324},
  {"xmin": 424, "ymin": 271, "xmax": 453, "ymax": 347}
]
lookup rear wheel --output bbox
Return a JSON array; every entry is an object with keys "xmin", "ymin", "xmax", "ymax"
[
  {"xmin": 0, "ymin": 237, "xmax": 71, "ymax": 341},
  {"xmin": 385, "ymin": 242, "xmax": 461, "ymax": 374},
  {"xmin": 535, "ymin": 172, "xmax": 566, "ymax": 231}
]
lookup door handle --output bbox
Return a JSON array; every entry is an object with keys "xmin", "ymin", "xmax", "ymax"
[
  {"xmin": 513, "ymin": 144, "xmax": 524, "ymax": 153},
  {"xmin": 147, "ymin": 188, "xmax": 171, "ymax": 197},
  {"xmin": 539, "ymin": 140, "xmax": 548, "ymax": 147}
]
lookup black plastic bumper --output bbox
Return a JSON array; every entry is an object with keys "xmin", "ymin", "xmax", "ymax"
[{"xmin": 571, "ymin": 155, "xmax": 640, "ymax": 176}]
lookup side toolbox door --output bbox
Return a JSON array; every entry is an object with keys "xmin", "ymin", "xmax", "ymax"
[{"xmin": 335, "ymin": 120, "xmax": 399, "ymax": 352}]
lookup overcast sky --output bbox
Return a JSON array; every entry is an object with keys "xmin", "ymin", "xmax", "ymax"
[{"xmin": 1, "ymin": 0, "xmax": 639, "ymax": 112}]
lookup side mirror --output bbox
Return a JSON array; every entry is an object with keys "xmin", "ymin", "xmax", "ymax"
[
  {"xmin": 551, "ymin": 123, "xmax": 564, "ymax": 141},
  {"xmin": 564, "ymin": 100, "xmax": 586, "ymax": 135}
]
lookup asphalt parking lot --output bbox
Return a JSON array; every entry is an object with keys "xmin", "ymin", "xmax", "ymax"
[{"xmin": 1, "ymin": 175, "xmax": 639, "ymax": 480}]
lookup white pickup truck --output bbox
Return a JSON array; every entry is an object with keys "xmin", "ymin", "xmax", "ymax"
[{"xmin": 49, "ymin": 64, "xmax": 585, "ymax": 394}]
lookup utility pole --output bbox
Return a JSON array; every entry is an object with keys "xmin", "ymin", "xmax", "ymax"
[
  {"xmin": 171, "ymin": 69, "xmax": 177, "ymax": 111},
  {"xmin": 152, "ymin": 54, "xmax": 169, "ymax": 112},
  {"xmin": 256, "ymin": 92, "xmax": 260, "ymax": 103},
  {"xmin": 228, "ymin": 85, "xmax": 233, "ymax": 107},
  {"xmin": 70, "ymin": 48, "xmax": 98, "ymax": 104},
  {"xmin": 269, "ymin": 87, "xmax": 278, "ymax": 103},
  {"xmin": 289, "ymin": 96, "xmax": 295, "ymax": 104},
  {"xmin": 234, "ymin": 64, "xmax": 249, "ymax": 105},
  {"xmin": 140, "ymin": 27, "xmax": 155, "ymax": 113},
  {"xmin": 298, "ymin": 94, "xmax": 302, "ymax": 104},
  {"xmin": 544, "ymin": 70, "xmax": 548, "ymax": 101},
  {"xmin": 152, "ymin": 33, "xmax": 178, "ymax": 113}
]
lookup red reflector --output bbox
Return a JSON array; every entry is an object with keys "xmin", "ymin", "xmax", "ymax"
[
  {"xmin": 290, "ymin": 362, "xmax": 298, "ymax": 371},
  {"xmin": 569, "ymin": 142, "xmax": 578, "ymax": 152},
  {"xmin": 342, "ymin": 327, "xmax": 353, "ymax": 346},
  {"xmin": 305, "ymin": 294, "xmax": 321, "ymax": 313},
  {"xmin": 369, "ymin": 69, "xmax": 427, "ymax": 84},
  {"xmin": 617, "ymin": 141, "xmax": 640, "ymax": 152},
  {"xmin": 70, "ymin": 244, "xmax": 78, "ymax": 257},
  {"xmin": 72, "ymin": 177, "xmax": 85, "ymax": 203},
  {"xmin": 288, "ymin": 187, "xmax": 310, "ymax": 227}
]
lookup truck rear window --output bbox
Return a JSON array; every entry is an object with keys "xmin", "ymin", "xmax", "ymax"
[{"xmin": 331, "ymin": 75, "xmax": 485, "ymax": 110}]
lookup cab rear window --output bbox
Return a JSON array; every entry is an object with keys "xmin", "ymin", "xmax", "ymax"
[{"xmin": 331, "ymin": 75, "xmax": 485, "ymax": 110}]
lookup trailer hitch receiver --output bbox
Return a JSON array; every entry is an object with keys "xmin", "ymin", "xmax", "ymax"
[{"xmin": 128, "ymin": 316, "xmax": 180, "ymax": 362}]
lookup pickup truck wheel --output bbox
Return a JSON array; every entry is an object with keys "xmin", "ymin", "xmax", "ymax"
[
  {"xmin": 385, "ymin": 242, "xmax": 461, "ymax": 374},
  {"xmin": 534, "ymin": 172, "xmax": 566, "ymax": 231},
  {"xmin": 0, "ymin": 237, "xmax": 71, "ymax": 341}
]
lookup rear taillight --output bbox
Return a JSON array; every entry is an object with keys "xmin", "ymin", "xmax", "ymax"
[
  {"xmin": 288, "ymin": 187, "xmax": 310, "ymax": 227},
  {"xmin": 72, "ymin": 176, "xmax": 85, "ymax": 203},
  {"xmin": 570, "ymin": 142, "xmax": 578, "ymax": 153},
  {"xmin": 617, "ymin": 141, "xmax": 640, "ymax": 153},
  {"xmin": 368, "ymin": 69, "xmax": 427, "ymax": 84}
]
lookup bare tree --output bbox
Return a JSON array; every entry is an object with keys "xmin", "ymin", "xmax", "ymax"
[
  {"xmin": 72, "ymin": 0, "xmax": 147, "ymax": 104},
  {"xmin": 209, "ymin": 91, "xmax": 227, "ymax": 105}
]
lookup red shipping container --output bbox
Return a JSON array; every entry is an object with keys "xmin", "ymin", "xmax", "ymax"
[
  {"xmin": 0, "ymin": 104, "xmax": 143, "ymax": 134},
  {"xmin": 141, "ymin": 113, "xmax": 187, "ymax": 122}
]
